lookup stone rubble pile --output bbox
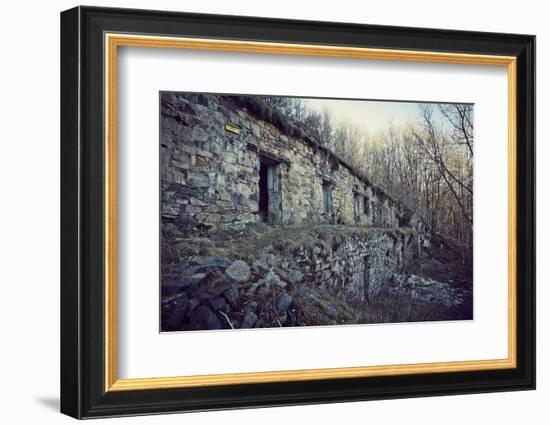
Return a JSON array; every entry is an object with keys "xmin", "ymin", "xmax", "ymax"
[{"xmin": 159, "ymin": 227, "xmax": 457, "ymax": 331}]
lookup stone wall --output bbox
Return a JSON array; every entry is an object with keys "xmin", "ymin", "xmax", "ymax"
[
  {"xmin": 161, "ymin": 225, "xmax": 417, "ymax": 330},
  {"xmin": 158, "ymin": 93, "xmax": 467, "ymax": 332},
  {"xmin": 278, "ymin": 228, "xmax": 414, "ymax": 306},
  {"xmin": 160, "ymin": 92, "xmax": 417, "ymax": 234}
]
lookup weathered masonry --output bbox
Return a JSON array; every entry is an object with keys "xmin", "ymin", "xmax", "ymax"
[
  {"xmin": 159, "ymin": 93, "xmax": 469, "ymax": 331},
  {"xmin": 160, "ymin": 92, "xmax": 422, "ymax": 234}
]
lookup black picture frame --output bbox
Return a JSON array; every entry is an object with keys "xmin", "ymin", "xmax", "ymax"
[{"xmin": 61, "ymin": 5, "xmax": 535, "ymax": 419}]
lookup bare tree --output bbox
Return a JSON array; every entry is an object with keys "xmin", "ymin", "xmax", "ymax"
[
  {"xmin": 439, "ymin": 104, "xmax": 474, "ymax": 157},
  {"xmin": 412, "ymin": 105, "xmax": 472, "ymax": 226},
  {"xmin": 319, "ymin": 108, "xmax": 334, "ymax": 148},
  {"xmin": 262, "ymin": 96, "xmax": 473, "ymax": 253}
]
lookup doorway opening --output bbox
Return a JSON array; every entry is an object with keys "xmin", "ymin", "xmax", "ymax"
[
  {"xmin": 322, "ymin": 181, "xmax": 333, "ymax": 217},
  {"xmin": 258, "ymin": 156, "xmax": 280, "ymax": 223},
  {"xmin": 259, "ymin": 161, "xmax": 269, "ymax": 222},
  {"xmin": 354, "ymin": 194, "xmax": 363, "ymax": 224}
]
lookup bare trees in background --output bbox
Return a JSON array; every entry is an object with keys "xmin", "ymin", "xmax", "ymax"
[
  {"xmin": 261, "ymin": 96, "xmax": 473, "ymax": 253},
  {"xmin": 262, "ymin": 96, "xmax": 335, "ymax": 148},
  {"xmin": 261, "ymin": 96, "xmax": 366, "ymax": 161},
  {"xmin": 411, "ymin": 105, "xmax": 473, "ymax": 248},
  {"xmin": 362, "ymin": 104, "xmax": 473, "ymax": 253}
]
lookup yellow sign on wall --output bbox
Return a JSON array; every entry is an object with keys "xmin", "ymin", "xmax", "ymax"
[{"xmin": 224, "ymin": 123, "xmax": 241, "ymax": 134}]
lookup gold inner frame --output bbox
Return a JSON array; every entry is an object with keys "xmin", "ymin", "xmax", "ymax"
[{"xmin": 104, "ymin": 33, "xmax": 517, "ymax": 392}]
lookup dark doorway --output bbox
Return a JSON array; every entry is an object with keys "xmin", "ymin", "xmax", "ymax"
[
  {"xmin": 354, "ymin": 194, "xmax": 363, "ymax": 224},
  {"xmin": 258, "ymin": 155, "xmax": 281, "ymax": 224},
  {"xmin": 259, "ymin": 161, "xmax": 269, "ymax": 222},
  {"xmin": 322, "ymin": 181, "xmax": 333, "ymax": 216}
]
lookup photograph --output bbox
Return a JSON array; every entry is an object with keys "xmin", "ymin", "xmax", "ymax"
[
  {"xmin": 160, "ymin": 92, "xmax": 474, "ymax": 331},
  {"xmin": 57, "ymin": 4, "xmax": 536, "ymax": 419}
]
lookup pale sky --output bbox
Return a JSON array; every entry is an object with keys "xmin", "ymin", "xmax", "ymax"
[{"xmin": 302, "ymin": 97, "xmax": 457, "ymax": 138}]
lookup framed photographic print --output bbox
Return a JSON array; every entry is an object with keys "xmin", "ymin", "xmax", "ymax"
[{"xmin": 60, "ymin": 6, "xmax": 535, "ymax": 419}]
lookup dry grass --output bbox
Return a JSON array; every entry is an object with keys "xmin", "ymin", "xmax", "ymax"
[{"xmin": 179, "ymin": 224, "xmax": 409, "ymax": 261}]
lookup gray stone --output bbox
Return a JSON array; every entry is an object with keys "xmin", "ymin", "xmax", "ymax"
[
  {"xmin": 164, "ymin": 297, "xmax": 192, "ymax": 330},
  {"xmin": 191, "ymin": 126, "xmax": 210, "ymax": 142},
  {"xmin": 161, "ymin": 245, "xmax": 179, "ymax": 264},
  {"xmin": 188, "ymin": 270, "xmax": 234, "ymax": 301},
  {"xmin": 209, "ymin": 297, "xmax": 227, "ymax": 311},
  {"xmin": 225, "ymin": 260, "xmax": 251, "ymax": 283},
  {"xmin": 191, "ymin": 256, "xmax": 232, "ymax": 269},
  {"xmin": 258, "ymin": 270, "xmax": 282, "ymax": 288},
  {"xmin": 165, "ymin": 307, "xmax": 187, "ymax": 330},
  {"xmin": 188, "ymin": 173, "xmax": 210, "ymax": 188},
  {"xmin": 188, "ymin": 273, "xmax": 208, "ymax": 285},
  {"xmin": 258, "ymin": 253, "xmax": 277, "ymax": 267},
  {"xmin": 277, "ymin": 268, "xmax": 303, "ymax": 284},
  {"xmin": 251, "ymin": 123, "xmax": 261, "ymax": 137},
  {"xmin": 321, "ymin": 301, "xmax": 337, "ymax": 318},
  {"xmin": 243, "ymin": 301, "xmax": 258, "ymax": 315},
  {"xmin": 276, "ymin": 293, "xmax": 293, "ymax": 313},
  {"xmin": 162, "ymin": 277, "xmax": 194, "ymax": 291},
  {"xmin": 161, "ymin": 284, "xmax": 179, "ymax": 298},
  {"xmin": 174, "ymin": 241, "xmax": 200, "ymax": 256},
  {"xmin": 190, "ymin": 305, "xmax": 222, "ymax": 330},
  {"xmin": 223, "ymin": 286, "xmax": 239, "ymax": 308},
  {"xmin": 392, "ymin": 274, "xmax": 461, "ymax": 307},
  {"xmin": 188, "ymin": 298, "xmax": 200, "ymax": 312},
  {"xmin": 251, "ymin": 260, "xmax": 270, "ymax": 274},
  {"xmin": 241, "ymin": 311, "xmax": 258, "ymax": 328}
]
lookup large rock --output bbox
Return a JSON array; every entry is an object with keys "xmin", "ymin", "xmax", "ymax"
[
  {"xmin": 225, "ymin": 260, "xmax": 251, "ymax": 283},
  {"xmin": 164, "ymin": 298, "xmax": 191, "ymax": 330},
  {"xmin": 241, "ymin": 311, "xmax": 258, "ymax": 328},
  {"xmin": 191, "ymin": 256, "xmax": 232, "ymax": 269},
  {"xmin": 190, "ymin": 305, "xmax": 222, "ymax": 330},
  {"xmin": 392, "ymin": 274, "xmax": 462, "ymax": 307},
  {"xmin": 161, "ymin": 281, "xmax": 184, "ymax": 297},
  {"xmin": 276, "ymin": 268, "xmax": 303, "ymax": 284},
  {"xmin": 320, "ymin": 300, "xmax": 337, "ymax": 319},
  {"xmin": 188, "ymin": 270, "xmax": 234, "ymax": 301},
  {"xmin": 209, "ymin": 297, "xmax": 228, "ymax": 312},
  {"xmin": 223, "ymin": 286, "xmax": 239, "ymax": 308},
  {"xmin": 276, "ymin": 293, "xmax": 293, "ymax": 313},
  {"xmin": 161, "ymin": 273, "xmax": 199, "ymax": 296},
  {"xmin": 187, "ymin": 273, "xmax": 208, "ymax": 285},
  {"xmin": 257, "ymin": 270, "xmax": 283, "ymax": 291},
  {"xmin": 161, "ymin": 245, "xmax": 179, "ymax": 264},
  {"xmin": 251, "ymin": 259, "xmax": 270, "ymax": 274}
]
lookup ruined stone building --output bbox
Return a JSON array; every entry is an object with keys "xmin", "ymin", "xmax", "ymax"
[
  {"xmin": 160, "ymin": 92, "xmax": 468, "ymax": 331},
  {"xmin": 160, "ymin": 92, "xmax": 422, "ymax": 235}
]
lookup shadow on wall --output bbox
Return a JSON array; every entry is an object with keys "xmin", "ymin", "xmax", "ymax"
[{"xmin": 35, "ymin": 396, "xmax": 59, "ymax": 412}]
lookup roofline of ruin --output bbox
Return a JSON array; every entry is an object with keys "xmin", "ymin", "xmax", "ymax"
[{"xmin": 228, "ymin": 95, "xmax": 403, "ymax": 208}]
